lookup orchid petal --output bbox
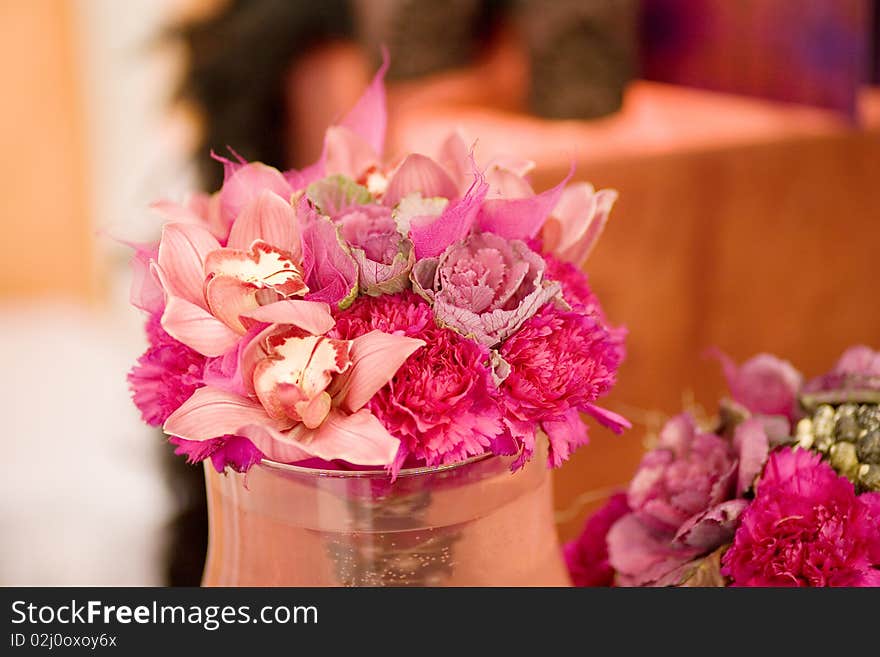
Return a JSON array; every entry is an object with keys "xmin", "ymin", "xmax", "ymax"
[
  {"xmin": 338, "ymin": 52, "xmax": 388, "ymax": 157},
  {"xmin": 164, "ymin": 386, "xmax": 283, "ymax": 442},
  {"xmin": 157, "ymin": 222, "xmax": 220, "ymax": 308},
  {"xmin": 477, "ymin": 168, "xmax": 572, "ymax": 240},
  {"xmin": 384, "ymin": 154, "xmax": 459, "ymax": 207},
  {"xmin": 299, "ymin": 408, "xmax": 400, "ymax": 466},
  {"xmin": 324, "ymin": 126, "xmax": 380, "ymax": 180},
  {"xmin": 204, "ymin": 275, "xmax": 259, "ymax": 334},
  {"xmin": 409, "ymin": 177, "xmax": 489, "ymax": 259},
  {"xmin": 436, "ymin": 131, "xmax": 473, "ymax": 192},
  {"xmin": 551, "ymin": 184, "xmax": 617, "ymax": 265},
  {"xmin": 127, "ymin": 243, "xmax": 163, "ymax": 314},
  {"xmin": 238, "ymin": 423, "xmax": 312, "ymax": 464},
  {"xmin": 485, "ymin": 164, "xmax": 535, "ymax": 200},
  {"xmin": 241, "ymin": 299, "xmax": 335, "ymax": 335},
  {"xmin": 335, "ymin": 330, "xmax": 425, "ymax": 413},
  {"xmin": 161, "ymin": 296, "xmax": 241, "ymax": 357},
  {"xmin": 220, "ymin": 162, "xmax": 292, "ymax": 226},
  {"xmin": 226, "ymin": 190, "xmax": 302, "ymax": 258}
]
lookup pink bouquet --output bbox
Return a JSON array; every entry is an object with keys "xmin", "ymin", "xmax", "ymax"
[
  {"xmin": 128, "ymin": 63, "xmax": 627, "ymax": 476},
  {"xmin": 566, "ymin": 346, "xmax": 880, "ymax": 587}
]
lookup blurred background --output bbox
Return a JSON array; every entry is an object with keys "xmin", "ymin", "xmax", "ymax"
[{"xmin": 1, "ymin": 0, "xmax": 877, "ymax": 585}]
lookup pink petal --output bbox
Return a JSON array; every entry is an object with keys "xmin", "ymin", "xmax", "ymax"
[
  {"xmin": 164, "ymin": 386, "xmax": 282, "ymax": 442},
  {"xmin": 204, "ymin": 275, "xmax": 259, "ymax": 334},
  {"xmin": 299, "ymin": 408, "xmax": 400, "ymax": 466},
  {"xmin": 733, "ymin": 417, "xmax": 770, "ymax": 496},
  {"xmin": 485, "ymin": 163, "xmax": 535, "ymax": 200},
  {"xmin": 157, "ymin": 222, "xmax": 220, "ymax": 308},
  {"xmin": 542, "ymin": 409, "xmax": 589, "ymax": 467},
  {"xmin": 161, "ymin": 296, "xmax": 241, "ymax": 357},
  {"xmin": 476, "ymin": 168, "xmax": 572, "ymax": 240},
  {"xmin": 300, "ymin": 211, "xmax": 359, "ymax": 308},
  {"xmin": 673, "ymin": 499, "xmax": 749, "ymax": 550},
  {"xmin": 435, "ymin": 131, "xmax": 473, "ymax": 192},
  {"xmin": 127, "ymin": 242, "xmax": 163, "ymax": 314},
  {"xmin": 409, "ymin": 176, "xmax": 489, "ymax": 259},
  {"xmin": 238, "ymin": 423, "xmax": 312, "ymax": 463},
  {"xmin": 554, "ymin": 185, "xmax": 618, "ymax": 265},
  {"xmin": 241, "ymin": 299, "xmax": 335, "ymax": 335},
  {"xmin": 338, "ymin": 52, "xmax": 388, "ymax": 157},
  {"xmin": 335, "ymin": 330, "xmax": 425, "ymax": 413},
  {"xmin": 219, "ymin": 162, "xmax": 292, "ymax": 226},
  {"xmin": 384, "ymin": 153, "xmax": 459, "ymax": 207},
  {"xmin": 239, "ymin": 324, "xmax": 278, "ymax": 396},
  {"xmin": 583, "ymin": 403, "xmax": 631, "ymax": 434},
  {"xmin": 226, "ymin": 190, "xmax": 302, "ymax": 258},
  {"xmin": 607, "ymin": 514, "xmax": 699, "ymax": 586},
  {"xmin": 323, "ymin": 126, "xmax": 380, "ymax": 180}
]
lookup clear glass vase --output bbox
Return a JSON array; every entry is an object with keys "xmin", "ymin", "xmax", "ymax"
[{"xmin": 202, "ymin": 441, "xmax": 570, "ymax": 586}]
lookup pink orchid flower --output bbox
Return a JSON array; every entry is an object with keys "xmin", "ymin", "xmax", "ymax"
[
  {"xmin": 155, "ymin": 187, "xmax": 332, "ymax": 357},
  {"xmin": 164, "ymin": 323, "xmax": 424, "ymax": 467}
]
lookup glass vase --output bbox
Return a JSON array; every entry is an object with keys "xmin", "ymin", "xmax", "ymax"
[{"xmin": 202, "ymin": 441, "xmax": 570, "ymax": 586}]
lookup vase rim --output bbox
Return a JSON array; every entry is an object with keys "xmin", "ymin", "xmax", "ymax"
[{"xmin": 256, "ymin": 451, "xmax": 498, "ymax": 479}]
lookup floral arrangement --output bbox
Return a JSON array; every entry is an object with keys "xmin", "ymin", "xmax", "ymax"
[
  {"xmin": 566, "ymin": 346, "xmax": 880, "ymax": 587},
  {"xmin": 127, "ymin": 63, "xmax": 628, "ymax": 477}
]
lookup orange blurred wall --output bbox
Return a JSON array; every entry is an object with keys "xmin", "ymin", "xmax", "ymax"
[{"xmin": 0, "ymin": 0, "xmax": 93, "ymax": 301}]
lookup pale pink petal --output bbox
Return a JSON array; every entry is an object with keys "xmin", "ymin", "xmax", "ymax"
[
  {"xmin": 157, "ymin": 222, "xmax": 220, "ymax": 308},
  {"xmin": 239, "ymin": 324, "xmax": 278, "ymax": 395},
  {"xmin": 127, "ymin": 243, "xmax": 163, "ymax": 314},
  {"xmin": 241, "ymin": 299, "xmax": 335, "ymax": 335},
  {"xmin": 323, "ymin": 125, "xmax": 380, "ymax": 180},
  {"xmin": 436, "ymin": 131, "xmax": 473, "ymax": 192},
  {"xmin": 220, "ymin": 162, "xmax": 292, "ymax": 226},
  {"xmin": 485, "ymin": 164, "xmax": 535, "ymax": 200},
  {"xmin": 301, "ymin": 408, "xmax": 400, "ymax": 466},
  {"xmin": 164, "ymin": 386, "xmax": 282, "ymax": 442},
  {"xmin": 553, "ymin": 185, "xmax": 618, "ymax": 265},
  {"xmin": 333, "ymin": 330, "xmax": 425, "ymax": 413},
  {"xmin": 383, "ymin": 154, "xmax": 459, "ymax": 207},
  {"xmin": 338, "ymin": 52, "xmax": 388, "ymax": 157},
  {"xmin": 409, "ymin": 177, "xmax": 489, "ymax": 259},
  {"xmin": 673, "ymin": 499, "xmax": 749, "ymax": 550},
  {"xmin": 477, "ymin": 168, "xmax": 572, "ymax": 240},
  {"xmin": 607, "ymin": 514, "xmax": 700, "ymax": 586},
  {"xmin": 733, "ymin": 417, "xmax": 771, "ymax": 496},
  {"xmin": 238, "ymin": 423, "xmax": 312, "ymax": 463},
  {"xmin": 486, "ymin": 155, "xmax": 536, "ymax": 178},
  {"xmin": 226, "ymin": 190, "xmax": 301, "ymax": 258},
  {"xmin": 161, "ymin": 296, "xmax": 241, "ymax": 357},
  {"xmin": 204, "ymin": 275, "xmax": 259, "ymax": 334}
]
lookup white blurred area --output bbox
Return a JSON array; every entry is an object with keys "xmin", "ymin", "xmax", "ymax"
[{"xmin": 0, "ymin": 0, "xmax": 197, "ymax": 584}]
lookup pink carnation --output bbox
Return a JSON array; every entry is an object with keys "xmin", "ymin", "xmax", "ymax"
[
  {"xmin": 542, "ymin": 252, "xmax": 602, "ymax": 316},
  {"xmin": 500, "ymin": 303, "xmax": 625, "ymax": 466},
  {"xmin": 564, "ymin": 493, "xmax": 630, "ymax": 587},
  {"xmin": 171, "ymin": 435, "xmax": 264, "ymax": 474},
  {"xmin": 723, "ymin": 448, "xmax": 880, "ymax": 587},
  {"xmin": 128, "ymin": 313, "xmax": 205, "ymax": 426},
  {"xmin": 332, "ymin": 292, "xmax": 504, "ymax": 473}
]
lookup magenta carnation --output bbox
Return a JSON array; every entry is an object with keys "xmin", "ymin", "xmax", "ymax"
[
  {"xmin": 332, "ymin": 292, "xmax": 504, "ymax": 472},
  {"xmin": 171, "ymin": 435, "xmax": 264, "ymax": 474},
  {"xmin": 542, "ymin": 252, "xmax": 602, "ymax": 316},
  {"xmin": 500, "ymin": 303, "xmax": 625, "ymax": 466},
  {"xmin": 565, "ymin": 493, "xmax": 630, "ymax": 587},
  {"xmin": 128, "ymin": 313, "xmax": 205, "ymax": 426},
  {"xmin": 723, "ymin": 448, "xmax": 880, "ymax": 587}
]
